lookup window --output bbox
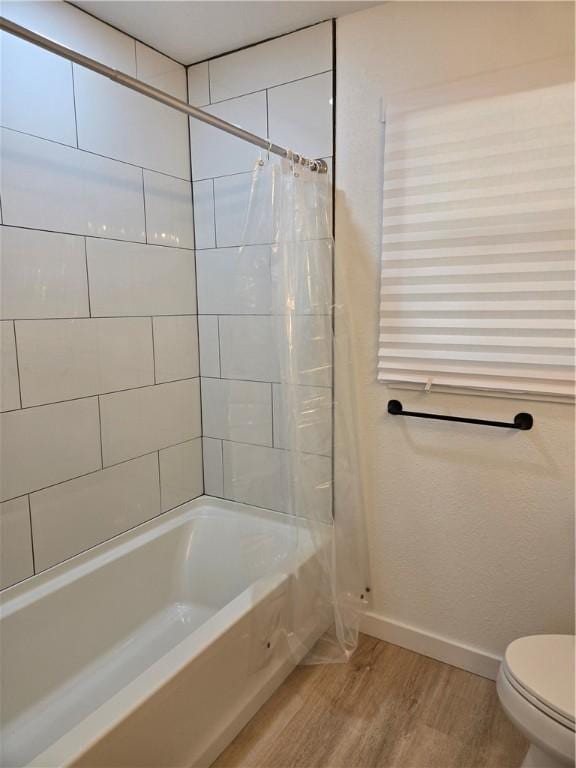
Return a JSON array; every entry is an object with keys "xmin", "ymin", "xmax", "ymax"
[{"xmin": 378, "ymin": 61, "xmax": 574, "ymax": 398}]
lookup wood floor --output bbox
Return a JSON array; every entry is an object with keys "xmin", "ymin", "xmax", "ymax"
[{"xmin": 213, "ymin": 634, "xmax": 528, "ymax": 768}]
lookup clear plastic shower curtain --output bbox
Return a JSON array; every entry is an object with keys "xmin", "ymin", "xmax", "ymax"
[{"xmin": 230, "ymin": 155, "xmax": 368, "ymax": 664}]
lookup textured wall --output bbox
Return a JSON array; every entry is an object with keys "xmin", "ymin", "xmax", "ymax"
[
  {"xmin": 0, "ymin": 1, "xmax": 202, "ymax": 588},
  {"xmin": 335, "ymin": 1, "xmax": 575, "ymax": 657}
]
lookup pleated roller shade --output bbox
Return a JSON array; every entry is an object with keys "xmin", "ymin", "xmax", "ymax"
[{"xmin": 378, "ymin": 63, "xmax": 575, "ymax": 397}]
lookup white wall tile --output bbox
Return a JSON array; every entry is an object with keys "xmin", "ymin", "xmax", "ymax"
[
  {"xmin": 187, "ymin": 62, "xmax": 210, "ymax": 107},
  {"xmin": 203, "ymin": 437, "xmax": 223, "ymax": 496},
  {"xmin": 16, "ymin": 318, "xmax": 154, "ymax": 407},
  {"xmin": 153, "ymin": 316, "xmax": 199, "ymax": 384},
  {"xmin": 1, "ymin": 1, "xmax": 207, "ymax": 585},
  {"xmin": 0, "ymin": 398, "xmax": 101, "ymax": 501},
  {"xmin": 143, "ymin": 170, "xmax": 194, "ymax": 249},
  {"xmin": 268, "ymin": 73, "xmax": 333, "ymax": 160},
  {"xmin": 213, "ymin": 171, "xmax": 273, "ymax": 248},
  {"xmin": 291, "ymin": 315, "xmax": 333, "ymax": 387},
  {"xmin": 219, "ymin": 315, "xmax": 279, "ymax": 382},
  {"xmin": 202, "ymin": 378, "xmax": 272, "ymax": 446},
  {"xmin": 218, "ymin": 315, "xmax": 332, "ymax": 385},
  {"xmin": 209, "ymin": 22, "xmax": 332, "ymax": 102},
  {"xmin": 136, "ymin": 42, "xmax": 187, "ymax": 100},
  {"xmin": 196, "ymin": 246, "xmax": 271, "ymax": 314},
  {"xmin": 87, "ymin": 239, "xmax": 196, "ymax": 317},
  {"xmin": 191, "ymin": 24, "xmax": 335, "ymax": 513},
  {"xmin": 0, "ymin": 32, "xmax": 76, "ymax": 146},
  {"xmin": 1, "ymin": 322, "xmax": 20, "ymax": 412},
  {"xmin": 100, "ymin": 378, "xmax": 201, "ymax": 466},
  {"xmin": 271, "ymin": 240, "xmax": 333, "ymax": 314},
  {"xmin": 0, "ymin": 129, "xmax": 146, "ymax": 241},
  {"xmin": 273, "ymin": 384, "xmax": 332, "ymax": 455},
  {"xmin": 30, "ymin": 453, "xmax": 160, "ymax": 572},
  {"xmin": 74, "ymin": 68, "xmax": 190, "ymax": 180},
  {"xmin": 223, "ymin": 441, "xmax": 331, "ymax": 519},
  {"xmin": 0, "ymin": 496, "xmax": 34, "ymax": 589},
  {"xmin": 3, "ymin": 1, "xmax": 137, "ymax": 72},
  {"xmin": 189, "ymin": 91, "xmax": 267, "ymax": 179},
  {"xmin": 198, "ymin": 316, "xmax": 220, "ymax": 377},
  {"xmin": 299, "ymin": 452, "xmax": 332, "ymax": 523},
  {"xmin": 223, "ymin": 441, "xmax": 286, "ymax": 512},
  {"xmin": 192, "ymin": 180, "xmax": 216, "ymax": 249},
  {"xmin": 0, "ymin": 227, "xmax": 89, "ymax": 320},
  {"xmin": 159, "ymin": 438, "xmax": 203, "ymax": 512}
]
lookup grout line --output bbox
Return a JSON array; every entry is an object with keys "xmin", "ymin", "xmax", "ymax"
[
  {"xmin": 0, "ymin": 311, "xmax": 330, "ymax": 322},
  {"xmin": 270, "ymin": 382, "xmax": 275, "ymax": 447},
  {"xmin": 186, "ymin": 18, "xmax": 331, "ymax": 67},
  {"xmin": 0, "ymin": 314, "xmax": 199, "ymax": 323},
  {"xmin": 66, "ymin": 1, "xmax": 187, "ymax": 68},
  {"xmin": 0, "ymin": 376, "xmax": 202, "ymax": 414},
  {"xmin": 0, "ymin": 223, "xmax": 195, "ymax": 252},
  {"xmin": 2, "ymin": 126, "xmax": 192, "ymax": 184},
  {"xmin": 70, "ymin": 62, "xmax": 80, "ymax": 149},
  {"xmin": 185, "ymin": 72, "xmax": 206, "ymax": 495},
  {"xmin": 150, "ymin": 317, "xmax": 157, "ymax": 384},
  {"xmin": 1, "ymin": 368, "xmax": 333, "ymax": 415},
  {"xmin": 201, "ymin": 374, "xmax": 331, "ymax": 390},
  {"xmin": 220, "ymin": 437, "xmax": 225, "ymax": 495},
  {"xmin": 96, "ymin": 395, "xmax": 104, "ymax": 468},
  {"xmin": 207, "ymin": 59, "xmax": 212, "ymax": 104},
  {"xmin": 216, "ymin": 315, "xmax": 222, "ymax": 376},
  {"xmin": 83, "ymin": 237, "xmax": 92, "ymax": 317},
  {"xmin": 11, "ymin": 321, "xmax": 23, "ymax": 409},
  {"xmin": 156, "ymin": 450, "xmax": 162, "ymax": 512},
  {"xmin": 2, "ymin": 437, "xmax": 203, "ymax": 507},
  {"xmin": 27, "ymin": 495, "xmax": 36, "ymax": 573},
  {"xmin": 200, "ymin": 70, "xmax": 334, "ymax": 110},
  {"xmin": 141, "ymin": 168, "xmax": 148, "ymax": 243},
  {"xmin": 195, "ymin": 236, "xmax": 333, "ymax": 252},
  {"xmin": 215, "ymin": 437, "xmax": 331, "ymax": 460},
  {"xmin": 211, "ymin": 178, "xmax": 218, "ymax": 247}
]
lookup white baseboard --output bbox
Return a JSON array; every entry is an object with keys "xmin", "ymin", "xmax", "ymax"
[{"xmin": 361, "ymin": 610, "xmax": 501, "ymax": 681}]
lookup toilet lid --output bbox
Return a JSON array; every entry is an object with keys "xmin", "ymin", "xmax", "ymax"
[{"xmin": 504, "ymin": 635, "xmax": 575, "ymax": 725}]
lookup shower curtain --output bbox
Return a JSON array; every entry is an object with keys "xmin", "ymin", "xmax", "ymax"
[{"xmin": 230, "ymin": 155, "xmax": 368, "ymax": 664}]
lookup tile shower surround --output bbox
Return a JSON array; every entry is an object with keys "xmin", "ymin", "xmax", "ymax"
[
  {"xmin": 0, "ymin": 6, "xmax": 335, "ymax": 590},
  {"xmin": 188, "ymin": 21, "xmax": 335, "ymax": 518},
  {"xmin": 0, "ymin": 2, "xmax": 201, "ymax": 589}
]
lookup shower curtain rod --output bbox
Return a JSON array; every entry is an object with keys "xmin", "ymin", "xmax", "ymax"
[{"xmin": 0, "ymin": 16, "xmax": 328, "ymax": 173}]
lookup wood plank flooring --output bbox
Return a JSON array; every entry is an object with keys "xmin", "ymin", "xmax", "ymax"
[{"xmin": 212, "ymin": 634, "xmax": 528, "ymax": 768}]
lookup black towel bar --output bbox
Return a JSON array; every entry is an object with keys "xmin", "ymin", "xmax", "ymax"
[{"xmin": 387, "ymin": 400, "xmax": 533, "ymax": 430}]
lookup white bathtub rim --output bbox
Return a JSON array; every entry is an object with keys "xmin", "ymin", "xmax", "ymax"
[
  {"xmin": 12, "ymin": 498, "xmax": 322, "ymax": 768},
  {"xmin": 0, "ymin": 495, "xmax": 314, "ymax": 617}
]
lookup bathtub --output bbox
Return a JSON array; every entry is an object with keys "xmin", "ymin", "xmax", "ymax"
[{"xmin": 0, "ymin": 497, "xmax": 327, "ymax": 767}]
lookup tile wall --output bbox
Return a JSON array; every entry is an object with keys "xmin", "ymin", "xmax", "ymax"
[
  {"xmin": 0, "ymin": 2, "xmax": 202, "ymax": 588},
  {"xmin": 188, "ymin": 21, "xmax": 335, "ymax": 516}
]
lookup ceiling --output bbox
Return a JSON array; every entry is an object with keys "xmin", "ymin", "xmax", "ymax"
[{"xmin": 72, "ymin": 1, "xmax": 380, "ymax": 65}]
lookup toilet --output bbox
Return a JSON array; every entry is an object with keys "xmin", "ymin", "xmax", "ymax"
[{"xmin": 497, "ymin": 635, "xmax": 575, "ymax": 768}]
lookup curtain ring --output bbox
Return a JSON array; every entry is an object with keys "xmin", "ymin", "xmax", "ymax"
[
  {"xmin": 258, "ymin": 140, "xmax": 272, "ymax": 167},
  {"xmin": 286, "ymin": 148, "xmax": 297, "ymax": 175}
]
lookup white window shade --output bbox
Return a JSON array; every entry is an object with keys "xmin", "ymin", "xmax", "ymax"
[{"xmin": 378, "ymin": 62, "xmax": 575, "ymax": 398}]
